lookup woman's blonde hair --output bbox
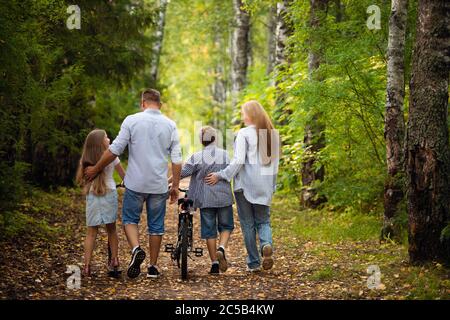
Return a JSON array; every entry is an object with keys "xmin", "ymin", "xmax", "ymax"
[
  {"xmin": 76, "ymin": 129, "xmax": 108, "ymax": 196},
  {"xmin": 241, "ymin": 100, "xmax": 279, "ymax": 165}
]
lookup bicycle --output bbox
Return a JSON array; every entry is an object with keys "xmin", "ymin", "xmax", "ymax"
[{"xmin": 164, "ymin": 187, "xmax": 203, "ymax": 280}]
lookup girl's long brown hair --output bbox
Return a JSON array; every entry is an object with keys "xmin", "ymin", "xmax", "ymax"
[
  {"xmin": 76, "ymin": 129, "xmax": 107, "ymax": 196},
  {"xmin": 242, "ymin": 100, "xmax": 280, "ymax": 165}
]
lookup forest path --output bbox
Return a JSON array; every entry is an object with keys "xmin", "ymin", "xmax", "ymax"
[
  {"xmin": 1, "ymin": 181, "xmax": 447, "ymax": 300},
  {"xmin": 62, "ymin": 179, "xmax": 309, "ymax": 299}
]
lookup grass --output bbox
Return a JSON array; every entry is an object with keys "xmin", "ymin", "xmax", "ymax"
[
  {"xmin": 309, "ymin": 266, "xmax": 337, "ymax": 281},
  {"xmin": 0, "ymin": 187, "xmax": 75, "ymax": 241},
  {"xmin": 271, "ymin": 193, "xmax": 382, "ymax": 243},
  {"xmin": 270, "ymin": 192, "xmax": 450, "ymax": 300}
]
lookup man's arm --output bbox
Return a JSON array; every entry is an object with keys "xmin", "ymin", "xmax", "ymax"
[
  {"xmin": 205, "ymin": 131, "xmax": 245, "ymax": 185},
  {"xmin": 169, "ymin": 163, "xmax": 182, "ymax": 204},
  {"xmin": 85, "ymin": 150, "xmax": 117, "ymax": 181},
  {"xmin": 168, "ymin": 125, "xmax": 183, "ymax": 203},
  {"xmin": 85, "ymin": 118, "xmax": 130, "ymax": 181}
]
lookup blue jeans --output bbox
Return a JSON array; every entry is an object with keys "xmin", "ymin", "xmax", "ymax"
[
  {"xmin": 199, "ymin": 206, "xmax": 234, "ymax": 239},
  {"xmin": 234, "ymin": 191, "xmax": 273, "ymax": 269},
  {"xmin": 122, "ymin": 188, "xmax": 169, "ymax": 235}
]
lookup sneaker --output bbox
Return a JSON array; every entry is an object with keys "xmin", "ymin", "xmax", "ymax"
[
  {"xmin": 127, "ymin": 247, "xmax": 146, "ymax": 279},
  {"xmin": 216, "ymin": 247, "xmax": 228, "ymax": 272},
  {"xmin": 262, "ymin": 244, "xmax": 274, "ymax": 270},
  {"xmin": 147, "ymin": 265, "xmax": 160, "ymax": 279},
  {"xmin": 246, "ymin": 266, "xmax": 261, "ymax": 273},
  {"xmin": 210, "ymin": 263, "xmax": 220, "ymax": 275}
]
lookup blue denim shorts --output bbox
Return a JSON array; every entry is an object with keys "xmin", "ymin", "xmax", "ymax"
[
  {"xmin": 122, "ymin": 188, "xmax": 169, "ymax": 235},
  {"xmin": 199, "ymin": 206, "xmax": 234, "ymax": 239},
  {"xmin": 86, "ymin": 190, "xmax": 118, "ymax": 227}
]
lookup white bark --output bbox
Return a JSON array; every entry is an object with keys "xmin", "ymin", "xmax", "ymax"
[
  {"xmin": 149, "ymin": 0, "xmax": 169, "ymax": 86},
  {"xmin": 382, "ymin": 0, "xmax": 408, "ymax": 239},
  {"xmin": 231, "ymin": 0, "xmax": 250, "ymax": 107}
]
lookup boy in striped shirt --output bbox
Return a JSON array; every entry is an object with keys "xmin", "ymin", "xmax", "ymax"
[{"xmin": 175, "ymin": 126, "xmax": 234, "ymax": 274}]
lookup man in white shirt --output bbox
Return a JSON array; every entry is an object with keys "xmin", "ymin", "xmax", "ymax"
[{"xmin": 85, "ymin": 89, "xmax": 182, "ymax": 279}]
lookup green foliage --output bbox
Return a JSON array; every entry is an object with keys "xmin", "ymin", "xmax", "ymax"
[
  {"xmin": 242, "ymin": 0, "xmax": 410, "ymax": 211},
  {"xmin": 309, "ymin": 266, "xmax": 337, "ymax": 281},
  {"xmin": 272, "ymin": 193, "xmax": 382, "ymax": 243},
  {"xmin": 0, "ymin": 0, "xmax": 156, "ymax": 212}
]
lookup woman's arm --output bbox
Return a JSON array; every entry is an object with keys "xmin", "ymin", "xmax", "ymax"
[{"xmin": 205, "ymin": 131, "xmax": 246, "ymax": 185}]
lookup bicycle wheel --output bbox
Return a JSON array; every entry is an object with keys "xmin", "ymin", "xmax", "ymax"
[{"xmin": 181, "ymin": 216, "xmax": 188, "ymax": 280}]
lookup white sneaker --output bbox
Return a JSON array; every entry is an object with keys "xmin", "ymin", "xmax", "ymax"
[{"xmin": 246, "ymin": 266, "xmax": 262, "ymax": 273}]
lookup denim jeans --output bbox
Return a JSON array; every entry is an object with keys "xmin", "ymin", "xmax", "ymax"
[
  {"xmin": 199, "ymin": 206, "xmax": 234, "ymax": 239},
  {"xmin": 122, "ymin": 188, "xmax": 169, "ymax": 235},
  {"xmin": 234, "ymin": 191, "xmax": 273, "ymax": 269}
]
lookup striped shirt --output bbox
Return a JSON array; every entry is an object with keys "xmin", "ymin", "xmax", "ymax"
[
  {"xmin": 180, "ymin": 145, "xmax": 234, "ymax": 209},
  {"xmin": 109, "ymin": 108, "xmax": 182, "ymax": 194},
  {"xmin": 216, "ymin": 125, "xmax": 279, "ymax": 206}
]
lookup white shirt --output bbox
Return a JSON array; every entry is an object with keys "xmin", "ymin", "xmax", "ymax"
[
  {"xmin": 217, "ymin": 125, "xmax": 279, "ymax": 206},
  {"xmin": 109, "ymin": 109, "xmax": 182, "ymax": 194},
  {"xmin": 89, "ymin": 157, "xmax": 120, "ymax": 192},
  {"xmin": 104, "ymin": 157, "xmax": 120, "ymax": 190}
]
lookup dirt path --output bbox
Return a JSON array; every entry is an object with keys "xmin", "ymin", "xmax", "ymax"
[
  {"xmin": 1, "ymin": 184, "xmax": 448, "ymax": 300},
  {"xmin": 62, "ymin": 180, "xmax": 306, "ymax": 300}
]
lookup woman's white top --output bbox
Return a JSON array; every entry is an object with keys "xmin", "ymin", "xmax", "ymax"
[{"xmin": 217, "ymin": 125, "xmax": 279, "ymax": 206}]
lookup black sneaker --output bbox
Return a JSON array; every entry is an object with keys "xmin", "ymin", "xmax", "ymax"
[
  {"xmin": 210, "ymin": 263, "xmax": 220, "ymax": 275},
  {"xmin": 147, "ymin": 265, "xmax": 160, "ymax": 279},
  {"xmin": 216, "ymin": 247, "xmax": 228, "ymax": 272},
  {"xmin": 127, "ymin": 247, "xmax": 146, "ymax": 279}
]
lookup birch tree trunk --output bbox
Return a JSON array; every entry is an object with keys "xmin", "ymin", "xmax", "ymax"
[
  {"xmin": 381, "ymin": 0, "xmax": 408, "ymax": 240},
  {"xmin": 273, "ymin": 0, "xmax": 293, "ymax": 125},
  {"xmin": 231, "ymin": 0, "xmax": 250, "ymax": 107},
  {"xmin": 266, "ymin": 4, "xmax": 277, "ymax": 77},
  {"xmin": 301, "ymin": 0, "xmax": 328, "ymax": 208},
  {"xmin": 406, "ymin": 0, "xmax": 450, "ymax": 264},
  {"xmin": 212, "ymin": 33, "xmax": 228, "ymax": 135},
  {"xmin": 149, "ymin": 0, "xmax": 168, "ymax": 87}
]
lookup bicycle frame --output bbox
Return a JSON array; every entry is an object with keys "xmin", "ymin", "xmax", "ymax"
[{"xmin": 164, "ymin": 188, "xmax": 203, "ymax": 279}]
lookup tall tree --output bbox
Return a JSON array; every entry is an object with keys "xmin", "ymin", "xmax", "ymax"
[
  {"xmin": 231, "ymin": 0, "xmax": 251, "ymax": 107},
  {"xmin": 211, "ymin": 32, "xmax": 228, "ymax": 134},
  {"xmin": 273, "ymin": 0, "xmax": 293, "ymax": 125},
  {"xmin": 382, "ymin": 0, "xmax": 409, "ymax": 240},
  {"xmin": 149, "ymin": 0, "xmax": 169, "ymax": 87},
  {"xmin": 301, "ymin": 0, "xmax": 328, "ymax": 208},
  {"xmin": 406, "ymin": 0, "xmax": 450, "ymax": 264},
  {"xmin": 266, "ymin": 4, "xmax": 277, "ymax": 77}
]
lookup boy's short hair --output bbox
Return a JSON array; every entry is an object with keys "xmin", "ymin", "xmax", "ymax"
[
  {"xmin": 142, "ymin": 89, "xmax": 161, "ymax": 105},
  {"xmin": 200, "ymin": 126, "xmax": 216, "ymax": 147}
]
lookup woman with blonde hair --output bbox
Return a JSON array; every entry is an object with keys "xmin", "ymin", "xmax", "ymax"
[
  {"xmin": 205, "ymin": 100, "xmax": 280, "ymax": 272},
  {"xmin": 76, "ymin": 129, "xmax": 125, "ymax": 277}
]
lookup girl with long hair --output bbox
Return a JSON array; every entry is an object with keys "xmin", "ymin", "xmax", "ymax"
[{"xmin": 76, "ymin": 129, "xmax": 125, "ymax": 277}]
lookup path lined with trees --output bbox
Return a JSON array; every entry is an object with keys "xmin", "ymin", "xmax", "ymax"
[{"xmin": 0, "ymin": 0, "xmax": 449, "ymax": 299}]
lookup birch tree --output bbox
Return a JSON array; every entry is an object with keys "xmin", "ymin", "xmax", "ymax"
[
  {"xmin": 382, "ymin": 0, "xmax": 408, "ymax": 240},
  {"xmin": 301, "ymin": 0, "xmax": 328, "ymax": 208},
  {"xmin": 231, "ymin": 0, "xmax": 250, "ymax": 107},
  {"xmin": 149, "ymin": 0, "xmax": 169, "ymax": 87}
]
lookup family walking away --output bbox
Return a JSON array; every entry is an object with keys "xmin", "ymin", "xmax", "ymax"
[{"xmin": 78, "ymin": 88, "xmax": 280, "ymax": 279}]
